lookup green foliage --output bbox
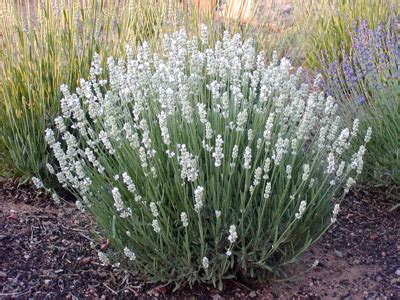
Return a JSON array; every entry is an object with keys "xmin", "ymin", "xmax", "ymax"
[
  {"xmin": 344, "ymin": 87, "xmax": 399, "ymax": 203},
  {"xmin": 359, "ymin": 86, "xmax": 400, "ymax": 189}
]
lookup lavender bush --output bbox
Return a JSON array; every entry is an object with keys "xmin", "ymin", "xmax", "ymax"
[
  {"xmin": 46, "ymin": 28, "xmax": 369, "ymax": 288},
  {"xmin": 320, "ymin": 19, "xmax": 399, "ymax": 192}
]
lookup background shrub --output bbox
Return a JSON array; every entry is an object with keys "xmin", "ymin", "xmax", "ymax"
[
  {"xmin": 319, "ymin": 18, "xmax": 399, "ymax": 197},
  {"xmin": 46, "ymin": 29, "xmax": 369, "ymax": 288},
  {"xmin": 304, "ymin": 0, "xmax": 398, "ymax": 69}
]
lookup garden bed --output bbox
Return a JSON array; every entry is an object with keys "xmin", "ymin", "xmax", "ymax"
[{"xmin": 1, "ymin": 180, "xmax": 399, "ymax": 298}]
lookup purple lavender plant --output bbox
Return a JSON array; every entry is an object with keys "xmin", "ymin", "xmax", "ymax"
[{"xmin": 320, "ymin": 17, "xmax": 399, "ymax": 103}]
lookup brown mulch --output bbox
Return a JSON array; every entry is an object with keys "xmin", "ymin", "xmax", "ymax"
[
  {"xmin": 0, "ymin": 179, "xmax": 399, "ymax": 299},
  {"xmin": 282, "ymin": 188, "xmax": 400, "ymax": 299}
]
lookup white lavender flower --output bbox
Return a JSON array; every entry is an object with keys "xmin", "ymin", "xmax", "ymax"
[
  {"xmin": 327, "ymin": 116, "xmax": 341, "ymax": 143},
  {"xmin": 180, "ymin": 212, "xmax": 189, "ymax": 227},
  {"xmin": 45, "ymin": 128, "xmax": 56, "ymax": 145},
  {"xmin": 336, "ymin": 161, "xmax": 346, "ymax": 178},
  {"xmin": 208, "ymin": 81, "xmax": 221, "ymax": 101},
  {"xmin": 263, "ymin": 158, "xmax": 271, "ymax": 180},
  {"xmin": 273, "ymin": 137, "xmax": 288, "ymax": 166},
  {"xmin": 364, "ymin": 127, "xmax": 372, "ymax": 143},
  {"xmin": 335, "ymin": 128, "xmax": 350, "ymax": 155},
  {"xmin": 99, "ymin": 131, "xmax": 115, "ymax": 155},
  {"xmin": 152, "ymin": 219, "xmax": 161, "ymax": 233},
  {"xmin": 150, "ymin": 202, "xmax": 159, "ymax": 218},
  {"xmin": 228, "ymin": 225, "xmax": 238, "ymax": 243},
  {"xmin": 123, "ymin": 123, "xmax": 140, "ymax": 149},
  {"xmin": 326, "ymin": 153, "xmax": 335, "ymax": 174},
  {"xmin": 350, "ymin": 145, "xmax": 366, "ymax": 175},
  {"xmin": 212, "ymin": 135, "xmax": 224, "ymax": 167},
  {"xmin": 194, "ymin": 186, "xmax": 205, "ymax": 212},
  {"xmin": 46, "ymin": 163, "xmax": 55, "ymax": 174},
  {"xmin": 344, "ymin": 177, "xmax": 356, "ymax": 194},
  {"xmin": 331, "ymin": 204, "xmax": 340, "ymax": 223},
  {"xmin": 221, "ymin": 92, "xmax": 229, "ymax": 118},
  {"xmin": 302, "ymin": 164, "xmax": 310, "ymax": 181},
  {"xmin": 178, "ymin": 145, "xmax": 198, "ymax": 182},
  {"xmin": 31, "ymin": 177, "xmax": 44, "ymax": 189},
  {"xmin": 51, "ymin": 193, "xmax": 61, "ymax": 205},
  {"xmin": 351, "ymin": 119, "xmax": 359, "ymax": 137},
  {"xmin": 112, "ymin": 187, "xmax": 124, "ymax": 212},
  {"xmin": 202, "ymin": 256, "xmax": 209, "ymax": 269},
  {"xmin": 139, "ymin": 147, "xmax": 148, "ymax": 169},
  {"xmin": 309, "ymin": 178, "xmax": 315, "ymax": 188},
  {"xmin": 215, "ymin": 210, "xmax": 221, "ymax": 218},
  {"xmin": 263, "ymin": 182, "xmax": 272, "ymax": 200},
  {"xmin": 313, "ymin": 73, "xmax": 323, "ymax": 88},
  {"xmin": 236, "ymin": 109, "xmax": 248, "ymax": 132},
  {"xmin": 263, "ymin": 113, "xmax": 275, "ymax": 143},
  {"xmin": 256, "ymin": 138, "xmax": 263, "ymax": 150},
  {"xmin": 74, "ymin": 161, "xmax": 86, "ymax": 179},
  {"xmin": 124, "ymin": 247, "xmax": 136, "ymax": 261},
  {"xmin": 75, "ymin": 200, "xmax": 85, "ymax": 212},
  {"xmin": 318, "ymin": 126, "xmax": 328, "ymax": 149},
  {"xmin": 166, "ymin": 150, "xmax": 176, "ymax": 158},
  {"xmin": 291, "ymin": 138, "xmax": 298, "ymax": 155},
  {"xmin": 247, "ymin": 129, "xmax": 254, "ymax": 142},
  {"xmin": 230, "ymin": 145, "xmax": 239, "ymax": 168},
  {"xmin": 158, "ymin": 111, "xmax": 170, "ymax": 145},
  {"xmin": 54, "ymin": 116, "xmax": 66, "ymax": 133},
  {"xmin": 286, "ymin": 165, "xmax": 292, "ymax": 180},
  {"xmin": 98, "ymin": 251, "xmax": 109, "ymax": 265},
  {"xmin": 85, "ymin": 148, "xmax": 104, "ymax": 174},
  {"xmin": 243, "ymin": 146, "xmax": 252, "ymax": 170},
  {"xmin": 139, "ymin": 119, "xmax": 152, "ymax": 150},
  {"xmin": 122, "ymin": 172, "xmax": 136, "ymax": 193},
  {"xmin": 252, "ymin": 167, "xmax": 263, "ymax": 187},
  {"xmin": 197, "ymin": 103, "xmax": 208, "ymax": 124},
  {"xmin": 120, "ymin": 208, "xmax": 132, "ymax": 218},
  {"xmin": 205, "ymin": 122, "xmax": 213, "ymax": 140},
  {"xmin": 295, "ymin": 201, "xmax": 307, "ymax": 219}
]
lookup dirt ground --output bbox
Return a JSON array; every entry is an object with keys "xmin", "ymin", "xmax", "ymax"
[{"xmin": 1, "ymin": 179, "xmax": 399, "ymax": 299}]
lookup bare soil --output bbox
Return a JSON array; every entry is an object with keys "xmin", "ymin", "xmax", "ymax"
[{"xmin": 1, "ymin": 179, "xmax": 399, "ymax": 299}]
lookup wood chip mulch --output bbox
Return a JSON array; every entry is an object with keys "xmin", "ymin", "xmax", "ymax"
[{"xmin": 0, "ymin": 179, "xmax": 399, "ymax": 299}]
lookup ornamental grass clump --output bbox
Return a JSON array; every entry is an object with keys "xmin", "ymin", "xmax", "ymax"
[
  {"xmin": 320, "ymin": 19, "xmax": 399, "ymax": 193},
  {"xmin": 46, "ymin": 28, "xmax": 370, "ymax": 288}
]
